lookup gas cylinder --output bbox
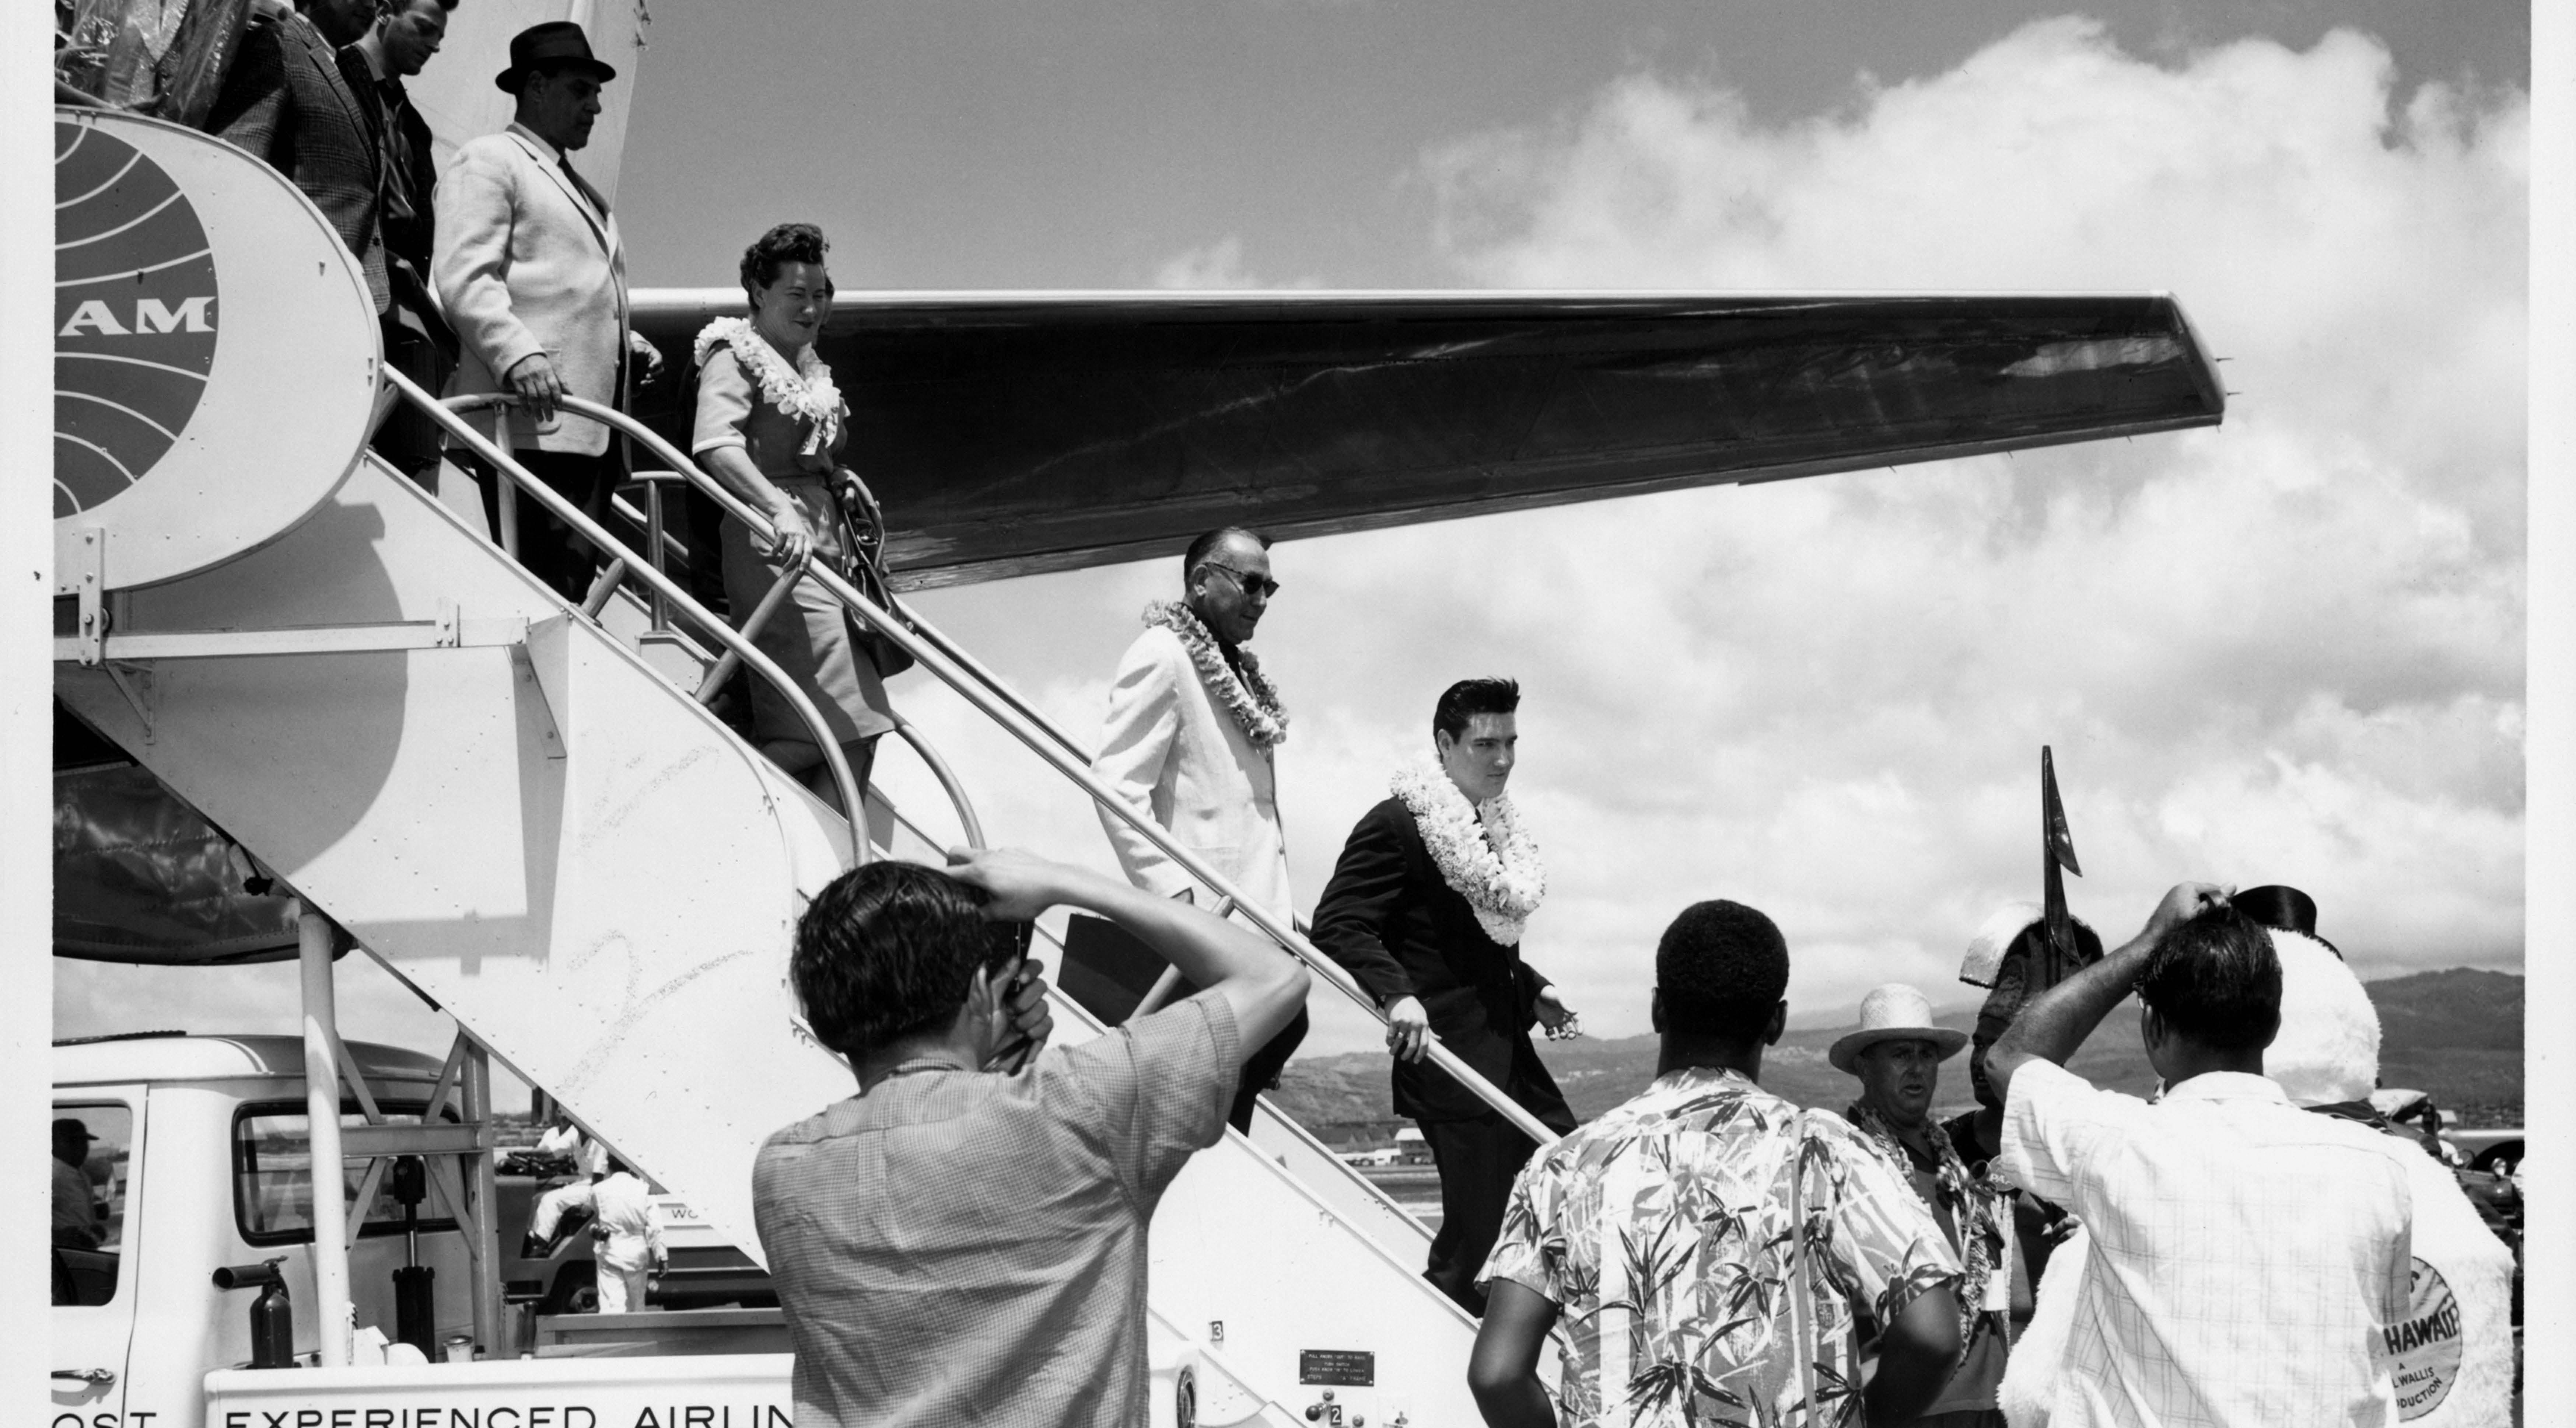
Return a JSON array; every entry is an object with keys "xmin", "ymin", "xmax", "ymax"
[{"xmin": 213, "ymin": 1258, "xmax": 297, "ymax": 1368}]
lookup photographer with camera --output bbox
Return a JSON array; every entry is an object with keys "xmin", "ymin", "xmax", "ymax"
[
  {"xmin": 753, "ymin": 847, "xmax": 1309, "ymax": 1428},
  {"xmin": 1986, "ymin": 885, "xmax": 2420, "ymax": 1427}
]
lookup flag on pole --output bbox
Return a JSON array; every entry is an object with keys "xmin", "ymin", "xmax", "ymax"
[{"xmin": 2040, "ymin": 746, "xmax": 2085, "ymax": 984}]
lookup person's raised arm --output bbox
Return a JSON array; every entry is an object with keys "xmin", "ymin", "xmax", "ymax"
[
  {"xmin": 1466, "ymin": 1280, "xmax": 1560, "ymax": 1428},
  {"xmin": 1987, "ymin": 881, "xmax": 2225, "ymax": 1105},
  {"xmin": 1866, "ymin": 1286, "xmax": 1964, "ymax": 1428},
  {"xmin": 946, "ymin": 848, "xmax": 1307, "ymax": 1055}
]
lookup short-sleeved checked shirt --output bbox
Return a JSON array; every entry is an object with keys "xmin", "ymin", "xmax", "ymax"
[
  {"xmin": 753, "ymin": 991, "xmax": 1241, "ymax": 1428},
  {"xmin": 1999, "ymin": 1061, "xmax": 2414, "ymax": 1428},
  {"xmin": 1480, "ymin": 1067, "xmax": 1963, "ymax": 1428}
]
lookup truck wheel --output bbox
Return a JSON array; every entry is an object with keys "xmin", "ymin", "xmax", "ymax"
[{"xmin": 540, "ymin": 1261, "xmax": 597, "ymax": 1316}]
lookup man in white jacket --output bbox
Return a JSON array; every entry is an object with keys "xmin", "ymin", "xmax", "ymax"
[
  {"xmin": 1092, "ymin": 526, "xmax": 1303, "ymax": 1130},
  {"xmin": 530, "ymin": 1156, "xmax": 665, "ymax": 1313},
  {"xmin": 432, "ymin": 21, "xmax": 661, "ymax": 600}
]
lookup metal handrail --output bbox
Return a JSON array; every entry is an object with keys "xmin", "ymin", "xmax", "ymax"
[
  {"xmin": 885, "ymin": 710, "xmax": 987, "ymax": 850},
  {"xmin": 391, "ymin": 374, "xmax": 866, "ymax": 849},
  {"xmin": 609, "ymin": 489, "xmax": 692, "ymax": 566},
  {"xmin": 692, "ymin": 551, "xmax": 808, "ymax": 703},
  {"xmin": 542, "ymin": 395, "xmax": 1560, "ymax": 1147}
]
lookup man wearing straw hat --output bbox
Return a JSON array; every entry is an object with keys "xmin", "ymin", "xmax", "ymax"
[{"xmin": 1834, "ymin": 985, "xmax": 2011, "ymax": 1427}]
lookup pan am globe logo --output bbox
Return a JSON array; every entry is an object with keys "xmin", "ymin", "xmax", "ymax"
[{"xmin": 55, "ymin": 120, "xmax": 219, "ymax": 518}]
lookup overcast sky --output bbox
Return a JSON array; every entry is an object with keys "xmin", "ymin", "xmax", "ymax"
[{"xmin": 55, "ymin": 2, "xmax": 2531, "ymax": 1065}]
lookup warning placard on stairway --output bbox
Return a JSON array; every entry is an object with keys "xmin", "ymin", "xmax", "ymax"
[{"xmin": 1298, "ymin": 1351, "xmax": 1375, "ymax": 1386}]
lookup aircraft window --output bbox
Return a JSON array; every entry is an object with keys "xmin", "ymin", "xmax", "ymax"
[
  {"xmin": 53, "ymin": 1102, "xmax": 132, "ymax": 1307},
  {"xmin": 233, "ymin": 1100, "xmax": 462, "ymax": 1247}
]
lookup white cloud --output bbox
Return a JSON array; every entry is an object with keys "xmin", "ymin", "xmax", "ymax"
[
  {"xmin": 1080, "ymin": 18, "xmax": 2526, "ymax": 1050},
  {"xmin": 49, "ymin": 22, "xmax": 2526, "ymax": 1093},
  {"xmin": 1149, "ymin": 234, "xmax": 1323, "ymax": 290}
]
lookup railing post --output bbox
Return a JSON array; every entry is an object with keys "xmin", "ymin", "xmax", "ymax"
[
  {"xmin": 298, "ymin": 902, "xmax": 354, "ymax": 1367},
  {"xmin": 643, "ymin": 480, "xmax": 671, "ymax": 633},
  {"xmin": 461, "ymin": 1038, "xmax": 504, "ymax": 1355}
]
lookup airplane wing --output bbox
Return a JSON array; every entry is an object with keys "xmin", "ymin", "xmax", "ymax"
[
  {"xmin": 57, "ymin": 291, "xmax": 2222, "ymax": 965},
  {"xmin": 630, "ymin": 290, "xmax": 2225, "ymax": 590}
]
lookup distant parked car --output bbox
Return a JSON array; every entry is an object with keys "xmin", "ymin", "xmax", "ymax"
[{"xmin": 2444, "ymin": 1127, "xmax": 2524, "ymax": 1178}]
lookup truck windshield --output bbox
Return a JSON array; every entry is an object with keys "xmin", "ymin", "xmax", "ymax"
[{"xmin": 233, "ymin": 1101, "xmax": 462, "ymax": 1245}]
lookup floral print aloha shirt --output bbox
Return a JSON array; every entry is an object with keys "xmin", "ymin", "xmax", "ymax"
[{"xmin": 1480, "ymin": 1066, "xmax": 1963, "ymax": 1428}]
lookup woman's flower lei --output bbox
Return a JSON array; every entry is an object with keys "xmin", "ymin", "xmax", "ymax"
[
  {"xmin": 693, "ymin": 316, "xmax": 844, "ymax": 454},
  {"xmin": 1143, "ymin": 601, "xmax": 1288, "ymax": 748},
  {"xmin": 1390, "ymin": 758, "xmax": 1544, "ymax": 945}
]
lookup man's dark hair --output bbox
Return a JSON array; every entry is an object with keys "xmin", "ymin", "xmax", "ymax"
[
  {"xmin": 791, "ymin": 862, "xmax": 1013, "ymax": 1061},
  {"xmin": 2136, "ymin": 904, "xmax": 2282, "ymax": 1052},
  {"xmin": 740, "ymin": 222, "xmax": 831, "ymax": 304},
  {"xmin": 1655, "ymin": 900, "xmax": 1790, "ymax": 1043},
  {"xmin": 1181, "ymin": 526, "xmax": 1271, "ymax": 578},
  {"xmin": 1432, "ymin": 678, "xmax": 1520, "ymax": 744}
]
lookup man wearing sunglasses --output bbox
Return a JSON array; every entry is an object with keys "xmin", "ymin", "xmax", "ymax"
[{"xmin": 1090, "ymin": 526, "xmax": 1307, "ymax": 1131}]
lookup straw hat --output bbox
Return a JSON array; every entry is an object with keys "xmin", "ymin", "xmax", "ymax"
[{"xmin": 1829, "ymin": 983, "xmax": 1970, "ymax": 1075}]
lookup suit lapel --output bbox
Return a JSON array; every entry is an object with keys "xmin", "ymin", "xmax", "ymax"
[
  {"xmin": 292, "ymin": 15, "xmax": 372, "ymax": 145},
  {"xmin": 505, "ymin": 129, "xmax": 613, "ymax": 256}
]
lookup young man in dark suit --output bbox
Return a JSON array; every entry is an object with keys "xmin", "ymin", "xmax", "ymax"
[
  {"xmin": 1311, "ymin": 677, "xmax": 1579, "ymax": 1314},
  {"xmin": 342, "ymin": 0, "xmax": 459, "ymax": 487}
]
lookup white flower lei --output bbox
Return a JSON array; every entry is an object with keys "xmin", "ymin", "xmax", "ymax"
[
  {"xmin": 1143, "ymin": 601, "xmax": 1288, "ymax": 748},
  {"xmin": 693, "ymin": 316, "xmax": 844, "ymax": 454},
  {"xmin": 1391, "ymin": 758, "xmax": 1544, "ymax": 945}
]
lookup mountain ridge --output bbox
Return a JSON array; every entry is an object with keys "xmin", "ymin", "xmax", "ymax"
[{"xmin": 1271, "ymin": 966, "xmax": 2523, "ymax": 1141}]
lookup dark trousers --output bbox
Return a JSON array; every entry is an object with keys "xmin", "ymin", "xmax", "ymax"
[
  {"xmin": 1419, "ymin": 1113, "xmax": 1546, "ymax": 1316},
  {"xmin": 1229, "ymin": 1006, "xmax": 1308, "ymax": 1135},
  {"xmin": 371, "ymin": 310, "xmax": 454, "ymax": 487},
  {"xmin": 465, "ymin": 449, "xmax": 620, "ymax": 603}
]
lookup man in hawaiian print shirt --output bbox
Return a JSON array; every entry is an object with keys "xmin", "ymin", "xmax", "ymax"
[{"xmin": 1471, "ymin": 899, "xmax": 1967, "ymax": 1428}]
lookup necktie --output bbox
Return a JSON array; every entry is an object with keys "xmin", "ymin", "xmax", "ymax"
[
  {"xmin": 377, "ymin": 81, "xmax": 415, "ymax": 223},
  {"xmin": 560, "ymin": 156, "xmax": 610, "ymax": 217}
]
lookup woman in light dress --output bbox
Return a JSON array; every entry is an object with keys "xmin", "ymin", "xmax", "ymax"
[{"xmin": 689, "ymin": 223, "xmax": 894, "ymax": 821}]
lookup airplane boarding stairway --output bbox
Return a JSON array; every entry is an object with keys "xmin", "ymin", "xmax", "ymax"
[{"xmin": 56, "ymin": 397, "xmax": 1519, "ymax": 1427}]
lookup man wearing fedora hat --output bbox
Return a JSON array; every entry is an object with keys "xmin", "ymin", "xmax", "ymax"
[
  {"xmin": 1835, "ymin": 985, "xmax": 2010, "ymax": 1427},
  {"xmin": 434, "ymin": 21, "xmax": 664, "ymax": 601}
]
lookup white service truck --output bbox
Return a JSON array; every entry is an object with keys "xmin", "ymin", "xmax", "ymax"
[{"xmin": 48, "ymin": 1032, "xmax": 793, "ymax": 1428}]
